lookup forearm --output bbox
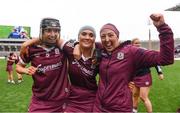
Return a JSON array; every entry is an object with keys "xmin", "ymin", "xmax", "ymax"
[
  {"xmin": 21, "ymin": 38, "xmax": 40, "ymax": 48},
  {"xmin": 16, "ymin": 64, "xmax": 28, "ymax": 75},
  {"xmin": 155, "ymin": 65, "xmax": 163, "ymax": 75},
  {"xmin": 158, "ymin": 24, "xmax": 174, "ymax": 65}
]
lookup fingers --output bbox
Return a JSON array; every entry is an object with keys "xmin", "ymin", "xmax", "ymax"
[
  {"xmin": 73, "ymin": 44, "xmax": 81, "ymax": 60},
  {"xmin": 150, "ymin": 14, "xmax": 161, "ymax": 21},
  {"xmin": 26, "ymin": 66, "xmax": 38, "ymax": 75},
  {"xmin": 128, "ymin": 81, "xmax": 135, "ymax": 92},
  {"xmin": 150, "ymin": 13, "xmax": 165, "ymax": 27}
]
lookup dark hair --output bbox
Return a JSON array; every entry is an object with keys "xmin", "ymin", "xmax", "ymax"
[{"xmin": 9, "ymin": 52, "xmax": 14, "ymax": 56}]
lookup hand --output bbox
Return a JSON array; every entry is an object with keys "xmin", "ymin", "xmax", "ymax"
[
  {"xmin": 150, "ymin": 13, "xmax": 165, "ymax": 27},
  {"xmin": 128, "ymin": 81, "xmax": 135, "ymax": 92},
  {"xmin": 73, "ymin": 44, "xmax": 81, "ymax": 60},
  {"xmin": 57, "ymin": 38, "xmax": 64, "ymax": 48},
  {"xmin": 25, "ymin": 66, "xmax": 38, "ymax": 75},
  {"xmin": 158, "ymin": 74, "xmax": 164, "ymax": 80}
]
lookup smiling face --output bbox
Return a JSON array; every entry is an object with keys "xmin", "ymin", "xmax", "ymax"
[
  {"xmin": 78, "ymin": 29, "xmax": 95, "ymax": 49},
  {"xmin": 100, "ymin": 29, "xmax": 119, "ymax": 52},
  {"xmin": 41, "ymin": 27, "xmax": 60, "ymax": 46}
]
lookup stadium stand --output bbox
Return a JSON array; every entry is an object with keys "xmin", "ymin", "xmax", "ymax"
[{"xmin": 0, "ymin": 38, "xmax": 29, "ymax": 57}]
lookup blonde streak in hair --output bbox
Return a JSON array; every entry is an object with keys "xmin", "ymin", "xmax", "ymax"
[
  {"xmin": 39, "ymin": 29, "xmax": 43, "ymax": 42},
  {"xmin": 91, "ymin": 43, "xmax": 95, "ymax": 58}
]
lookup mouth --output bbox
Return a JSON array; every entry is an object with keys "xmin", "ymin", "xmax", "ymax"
[
  {"xmin": 105, "ymin": 46, "xmax": 112, "ymax": 50},
  {"xmin": 105, "ymin": 42, "xmax": 112, "ymax": 47},
  {"xmin": 49, "ymin": 36, "xmax": 57, "ymax": 40},
  {"xmin": 104, "ymin": 42, "xmax": 113, "ymax": 51}
]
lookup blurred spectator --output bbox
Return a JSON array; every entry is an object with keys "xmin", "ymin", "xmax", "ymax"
[
  {"xmin": 20, "ymin": 30, "xmax": 29, "ymax": 39},
  {"xmin": 6, "ymin": 52, "xmax": 15, "ymax": 84},
  {"xmin": 175, "ymin": 44, "xmax": 180, "ymax": 58},
  {"xmin": 8, "ymin": 27, "xmax": 20, "ymax": 39}
]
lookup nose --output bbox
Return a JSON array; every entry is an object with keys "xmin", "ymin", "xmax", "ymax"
[
  {"xmin": 84, "ymin": 34, "xmax": 91, "ymax": 39},
  {"xmin": 49, "ymin": 30, "xmax": 56, "ymax": 37},
  {"xmin": 105, "ymin": 36, "xmax": 109, "ymax": 41},
  {"xmin": 51, "ymin": 30, "xmax": 55, "ymax": 35}
]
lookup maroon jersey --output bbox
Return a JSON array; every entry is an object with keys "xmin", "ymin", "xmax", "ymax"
[
  {"xmin": 19, "ymin": 45, "xmax": 69, "ymax": 112},
  {"xmin": 62, "ymin": 42, "xmax": 99, "ymax": 112},
  {"xmin": 93, "ymin": 24, "xmax": 174, "ymax": 112},
  {"xmin": 6, "ymin": 56, "xmax": 14, "ymax": 72},
  {"xmin": 7, "ymin": 56, "xmax": 14, "ymax": 65}
]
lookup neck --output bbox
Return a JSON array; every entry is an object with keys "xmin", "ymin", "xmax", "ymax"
[
  {"xmin": 81, "ymin": 47, "xmax": 94, "ymax": 58},
  {"xmin": 41, "ymin": 43, "xmax": 54, "ymax": 48}
]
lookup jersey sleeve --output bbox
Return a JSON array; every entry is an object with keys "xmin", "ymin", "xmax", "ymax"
[
  {"xmin": 62, "ymin": 40, "xmax": 76, "ymax": 57},
  {"xmin": 131, "ymin": 23, "xmax": 174, "ymax": 69}
]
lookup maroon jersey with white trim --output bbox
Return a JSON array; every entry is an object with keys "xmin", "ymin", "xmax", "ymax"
[
  {"xmin": 20, "ymin": 45, "xmax": 69, "ymax": 103},
  {"xmin": 62, "ymin": 41, "xmax": 99, "ymax": 112},
  {"xmin": 63, "ymin": 42, "xmax": 98, "ymax": 90}
]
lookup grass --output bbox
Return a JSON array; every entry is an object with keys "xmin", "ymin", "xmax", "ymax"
[
  {"xmin": 0, "ymin": 59, "xmax": 32, "ymax": 112},
  {"xmin": 138, "ymin": 60, "xmax": 180, "ymax": 112},
  {"xmin": 0, "ymin": 59, "xmax": 180, "ymax": 112}
]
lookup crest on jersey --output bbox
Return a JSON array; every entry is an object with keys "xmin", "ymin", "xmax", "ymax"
[
  {"xmin": 55, "ymin": 48, "xmax": 60, "ymax": 54},
  {"xmin": 117, "ymin": 52, "xmax": 124, "ymax": 60},
  {"xmin": 145, "ymin": 81, "xmax": 149, "ymax": 85},
  {"xmin": 46, "ymin": 53, "xmax": 50, "ymax": 57}
]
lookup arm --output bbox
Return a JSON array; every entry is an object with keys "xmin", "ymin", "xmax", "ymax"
[
  {"xmin": 20, "ymin": 38, "xmax": 40, "ymax": 59},
  {"xmin": 7, "ymin": 56, "xmax": 15, "ymax": 62},
  {"xmin": 57, "ymin": 38, "xmax": 64, "ymax": 49},
  {"xmin": 16, "ymin": 63, "xmax": 37, "ymax": 76},
  {"xmin": 17, "ymin": 45, "xmax": 38, "ymax": 75},
  {"xmin": 132, "ymin": 13, "xmax": 174, "ymax": 69},
  {"xmin": 150, "ymin": 13, "xmax": 174, "ymax": 65},
  {"xmin": 155, "ymin": 66, "xmax": 164, "ymax": 80}
]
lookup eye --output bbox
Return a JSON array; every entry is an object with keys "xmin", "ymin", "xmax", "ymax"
[
  {"xmin": 53, "ymin": 29, "xmax": 59, "ymax": 33},
  {"xmin": 108, "ymin": 33, "xmax": 114, "ymax": 38},
  {"xmin": 81, "ymin": 32, "xmax": 87, "ymax": 36},
  {"xmin": 44, "ymin": 28, "xmax": 59, "ymax": 33},
  {"xmin": 44, "ymin": 29, "xmax": 50, "ymax": 32},
  {"xmin": 100, "ymin": 35, "xmax": 106, "ymax": 39},
  {"xmin": 89, "ymin": 33, "xmax": 94, "ymax": 37}
]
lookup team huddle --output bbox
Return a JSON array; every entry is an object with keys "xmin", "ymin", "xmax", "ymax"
[{"xmin": 15, "ymin": 13, "xmax": 174, "ymax": 112}]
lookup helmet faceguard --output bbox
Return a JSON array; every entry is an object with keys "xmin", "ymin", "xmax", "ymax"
[{"xmin": 39, "ymin": 18, "xmax": 61, "ymax": 47}]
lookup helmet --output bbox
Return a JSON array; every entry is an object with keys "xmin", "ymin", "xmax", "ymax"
[
  {"xmin": 40, "ymin": 18, "xmax": 61, "ymax": 29},
  {"xmin": 39, "ymin": 18, "xmax": 61, "ymax": 47}
]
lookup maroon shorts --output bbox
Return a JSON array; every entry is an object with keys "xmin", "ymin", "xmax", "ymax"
[
  {"xmin": 133, "ymin": 73, "xmax": 152, "ymax": 87},
  {"xmin": 6, "ymin": 65, "xmax": 13, "ymax": 72}
]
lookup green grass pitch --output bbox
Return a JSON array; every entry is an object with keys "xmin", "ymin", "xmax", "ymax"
[{"xmin": 0, "ymin": 59, "xmax": 180, "ymax": 112}]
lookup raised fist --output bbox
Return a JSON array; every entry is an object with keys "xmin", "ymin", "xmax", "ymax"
[{"xmin": 150, "ymin": 13, "xmax": 165, "ymax": 27}]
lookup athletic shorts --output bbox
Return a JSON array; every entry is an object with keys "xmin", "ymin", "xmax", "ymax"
[
  {"xmin": 133, "ymin": 73, "xmax": 152, "ymax": 87},
  {"xmin": 6, "ymin": 65, "xmax": 13, "ymax": 72}
]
